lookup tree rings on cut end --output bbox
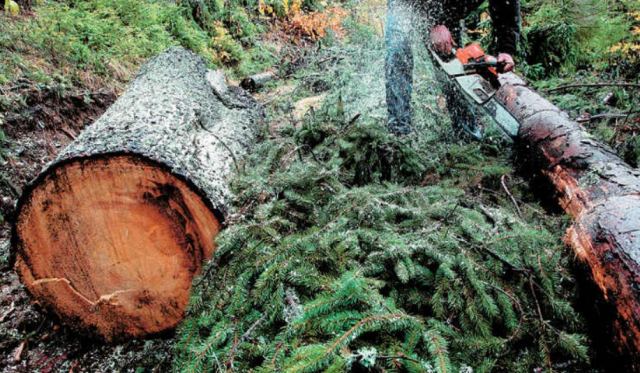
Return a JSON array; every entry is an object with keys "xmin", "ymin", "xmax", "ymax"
[{"xmin": 14, "ymin": 154, "xmax": 220, "ymax": 341}]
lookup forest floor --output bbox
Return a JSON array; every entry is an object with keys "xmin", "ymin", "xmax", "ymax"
[{"xmin": 0, "ymin": 1, "xmax": 637, "ymax": 372}]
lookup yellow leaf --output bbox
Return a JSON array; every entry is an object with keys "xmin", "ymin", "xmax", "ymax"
[
  {"xmin": 4, "ymin": 0, "xmax": 20, "ymax": 16},
  {"xmin": 291, "ymin": 0, "xmax": 301, "ymax": 15},
  {"xmin": 609, "ymin": 44, "xmax": 622, "ymax": 53}
]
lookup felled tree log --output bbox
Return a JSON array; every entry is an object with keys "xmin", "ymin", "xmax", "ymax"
[
  {"xmin": 11, "ymin": 47, "xmax": 262, "ymax": 341},
  {"xmin": 240, "ymin": 71, "xmax": 276, "ymax": 92},
  {"xmin": 496, "ymin": 73, "xmax": 640, "ymax": 359}
]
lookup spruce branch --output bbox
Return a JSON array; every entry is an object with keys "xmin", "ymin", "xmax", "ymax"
[
  {"xmin": 227, "ymin": 314, "xmax": 266, "ymax": 371},
  {"xmin": 501, "ymin": 175, "xmax": 522, "ymax": 218}
]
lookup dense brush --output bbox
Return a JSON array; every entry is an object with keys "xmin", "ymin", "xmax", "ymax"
[{"xmin": 174, "ymin": 103, "xmax": 591, "ymax": 371}]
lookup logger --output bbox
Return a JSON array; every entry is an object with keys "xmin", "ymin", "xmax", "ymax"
[
  {"xmin": 432, "ymin": 42, "xmax": 640, "ymax": 362},
  {"xmin": 11, "ymin": 47, "xmax": 263, "ymax": 341}
]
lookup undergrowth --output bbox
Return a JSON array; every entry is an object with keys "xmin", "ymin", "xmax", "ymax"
[
  {"xmin": 0, "ymin": 0, "xmax": 346, "ymax": 123},
  {"xmin": 473, "ymin": 0, "xmax": 640, "ymax": 167},
  {"xmin": 175, "ymin": 114, "xmax": 590, "ymax": 373},
  {"xmin": 0, "ymin": 0, "xmax": 350, "ymax": 88},
  {"xmin": 0, "ymin": 0, "xmax": 276, "ymax": 86},
  {"xmin": 175, "ymin": 23, "xmax": 591, "ymax": 371},
  {"xmin": 523, "ymin": 0, "xmax": 640, "ymax": 168}
]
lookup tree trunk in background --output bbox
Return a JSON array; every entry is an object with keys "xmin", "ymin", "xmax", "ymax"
[
  {"xmin": 497, "ymin": 73, "xmax": 640, "ymax": 364},
  {"xmin": 12, "ymin": 47, "xmax": 263, "ymax": 341},
  {"xmin": 14, "ymin": 0, "xmax": 32, "ymax": 11}
]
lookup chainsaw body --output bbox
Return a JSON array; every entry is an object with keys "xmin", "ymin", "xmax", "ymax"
[{"xmin": 430, "ymin": 43, "xmax": 521, "ymax": 139}]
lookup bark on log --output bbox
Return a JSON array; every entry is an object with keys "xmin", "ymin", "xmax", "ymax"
[
  {"xmin": 11, "ymin": 47, "xmax": 263, "ymax": 341},
  {"xmin": 240, "ymin": 71, "xmax": 276, "ymax": 92},
  {"xmin": 496, "ymin": 73, "xmax": 640, "ymax": 361}
]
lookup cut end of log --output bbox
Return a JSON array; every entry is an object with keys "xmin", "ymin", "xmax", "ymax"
[{"xmin": 14, "ymin": 154, "xmax": 220, "ymax": 340}]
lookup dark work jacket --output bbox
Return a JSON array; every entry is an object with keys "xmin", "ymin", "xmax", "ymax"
[{"xmin": 424, "ymin": 0, "xmax": 521, "ymax": 55}]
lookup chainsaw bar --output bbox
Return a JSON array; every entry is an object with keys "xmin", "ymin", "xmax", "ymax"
[{"xmin": 430, "ymin": 48, "xmax": 521, "ymax": 139}]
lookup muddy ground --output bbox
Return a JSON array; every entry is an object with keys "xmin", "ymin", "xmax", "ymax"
[{"xmin": 0, "ymin": 85, "xmax": 175, "ymax": 372}]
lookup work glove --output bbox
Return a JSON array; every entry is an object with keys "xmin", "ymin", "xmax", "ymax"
[
  {"xmin": 496, "ymin": 53, "xmax": 515, "ymax": 73},
  {"xmin": 430, "ymin": 25, "xmax": 454, "ymax": 56},
  {"xmin": 483, "ymin": 53, "xmax": 515, "ymax": 73}
]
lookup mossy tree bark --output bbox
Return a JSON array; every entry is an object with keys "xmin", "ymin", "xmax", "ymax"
[
  {"xmin": 497, "ymin": 73, "xmax": 640, "ymax": 362},
  {"xmin": 12, "ymin": 47, "xmax": 263, "ymax": 341}
]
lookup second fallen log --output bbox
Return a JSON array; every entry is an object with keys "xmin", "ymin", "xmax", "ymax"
[
  {"xmin": 12, "ymin": 47, "xmax": 262, "ymax": 341},
  {"xmin": 240, "ymin": 71, "xmax": 276, "ymax": 92},
  {"xmin": 497, "ymin": 73, "xmax": 640, "ymax": 362}
]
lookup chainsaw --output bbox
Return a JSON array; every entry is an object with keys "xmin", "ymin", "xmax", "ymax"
[{"xmin": 429, "ymin": 43, "xmax": 521, "ymax": 140}]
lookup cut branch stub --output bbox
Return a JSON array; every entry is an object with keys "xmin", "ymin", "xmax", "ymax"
[
  {"xmin": 497, "ymin": 73, "xmax": 640, "ymax": 362},
  {"xmin": 12, "ymin": 47, "xmax": 262, "ymax": 341}
]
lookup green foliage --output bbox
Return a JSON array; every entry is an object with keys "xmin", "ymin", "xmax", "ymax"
[
  {"xmin": 589, "ymin": 117, "xmax": 640, "ymax": 168},
  {"xmin": 622, "ymin": 135, "xmax": 640, "ymax": 168},
  {"xmin": 508, "ymin": 1, "xmax": 640, "ymax": 166},
  {"xmin": 474, "ymin": 0, "xmax": 634, "ymax": 79},
  {"xmin": 1, "ymin": 0, "xmax": 195, "ymax": 78},
  {"xmin": 175, "ymin": 102, "xmax": 591, "ymax": 372},
  {"xmin": 0, "ymin": 0, "xmax": 276, "ymax": 85},
  {"xmin": 179, "ymin": 0, "xmax": 268, "ymax": 65},
  {"xmin": 524, "ymin": 0, "xmax": 629, "ymax": 74},
  {"xmin": 0, "ymin": 2, "xmax": 602, "ymax": 370},
  {"xmin": 521, "ymin": 1, "xmax": 579, "ymax": 76}
]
